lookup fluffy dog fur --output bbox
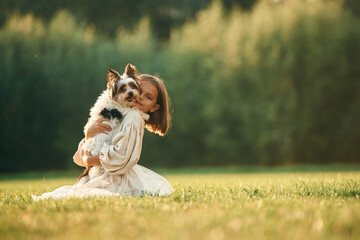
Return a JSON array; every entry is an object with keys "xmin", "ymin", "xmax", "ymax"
[{"xmin": 79, "ymin": 63, "xmax": 142, "ymax": 180}]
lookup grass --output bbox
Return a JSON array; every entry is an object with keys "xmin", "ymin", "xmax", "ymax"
[{"xmin": 0, "ymin": 168, "xmax": 359, "ymax": 240}]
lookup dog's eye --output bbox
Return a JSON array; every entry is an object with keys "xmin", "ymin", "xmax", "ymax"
[
  {"xmin": 129, "ymin": 83, "xmax": 139, "ymax": 90},
  {"xmin": 120, "ymin": 86, "xmax": 126, "ymax": 92}
]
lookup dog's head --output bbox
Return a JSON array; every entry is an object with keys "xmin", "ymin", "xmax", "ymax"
[{"xmin": 107, "ymin": 63, "xmax": 140, "ymax": 108}]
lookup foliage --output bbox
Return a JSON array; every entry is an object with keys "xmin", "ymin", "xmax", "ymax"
[
  {"xmin": 0, "ymin": 11, "xmax": 158, "ymax": 172},
  {"xmin": 0, "ymin": 0, "xmax": 258, "ymax": 40},
  {"xmin": 0, "ymin": 0, "xmax": 360, "ymax": 172},
  {"xmin": 167, "ymin": 0, "xmax": 360, "ymax": 166},
  {"xmin": 0, "ymin": 171, "xmax": 360, "ymax": 239}
]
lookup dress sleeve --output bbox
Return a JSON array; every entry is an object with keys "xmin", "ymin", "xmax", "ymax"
[
  {"xmin": 78, "ymin": 138, "xmax": 86, "ymax": 149},
  {"xmin": 99, "ymin": 110, "xmax": 145, "ymax": 175}
]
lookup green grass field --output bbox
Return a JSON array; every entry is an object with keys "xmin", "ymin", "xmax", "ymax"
[{"xmin": 1, "ymin": 168, "xmax": 359, "ymax": 240}]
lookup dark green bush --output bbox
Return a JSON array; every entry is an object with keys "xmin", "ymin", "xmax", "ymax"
[{"xmin": 1, "ymin": 0, "xmax": 359, "ymax": 172}]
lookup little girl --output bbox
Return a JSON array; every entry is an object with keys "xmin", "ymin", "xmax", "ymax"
[{"xmin": 32, "ymin": 74, "xmax": 174, "ymax": 199}]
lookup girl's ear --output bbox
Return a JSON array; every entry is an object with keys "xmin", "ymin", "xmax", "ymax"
[
  {"xmin": 150, "ymin": 104, "xmax": 160, "ymax": 113},
  {"xmin": 124, "ymin": 63, "xmax": 138, "ymax": 79},
  {"xmin": 107, "ymin": 68, "xmax": 121, "ymax": 83}
]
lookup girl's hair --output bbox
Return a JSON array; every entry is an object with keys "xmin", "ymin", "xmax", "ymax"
[{"xmin": 139, "ymin": 74, "xmax": 172, "ymax": 136}]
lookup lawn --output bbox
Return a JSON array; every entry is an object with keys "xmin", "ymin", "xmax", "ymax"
[{"xmin": 0, "ymin": 168, "xmax": 359, "ymax": 240}]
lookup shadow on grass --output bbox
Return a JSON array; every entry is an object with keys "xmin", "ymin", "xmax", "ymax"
[
  {"xmin": 154, "ymin": 164, "xmax": 360, "ymax": 175},
  {"xmin": 1, "ymin": 164, "xmax": 360, "ymax": 181}
]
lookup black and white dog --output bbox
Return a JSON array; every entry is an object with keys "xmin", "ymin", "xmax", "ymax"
[{"xmin": 79, "ymin": 63, "xmax": 141, "ymax": 179}]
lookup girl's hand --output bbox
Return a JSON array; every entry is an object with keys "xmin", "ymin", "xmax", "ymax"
[
  {"xmin": 86, "ymin": 117, "xmax": 112, "ymax": 139},
  {"xmin": 82, "ymin": 150, "xmax": 101, "ymax": 167}
]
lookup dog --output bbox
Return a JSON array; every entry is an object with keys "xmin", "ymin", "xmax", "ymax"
[{"xmin": 78, "ymin": 63, "xmax": 141, "ymax": 180}]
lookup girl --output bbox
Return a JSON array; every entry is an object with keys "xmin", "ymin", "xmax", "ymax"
[{"xmin": 32, "ymin": 74, "xmax": 174, "ymax": 200}]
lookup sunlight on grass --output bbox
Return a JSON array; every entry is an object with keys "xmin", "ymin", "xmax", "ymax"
[{"xmin": 0, "ymin": 171, "xmax": 359, "ymax": 240}]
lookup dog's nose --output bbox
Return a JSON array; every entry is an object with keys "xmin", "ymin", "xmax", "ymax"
[{"xmin": 128, "ymin": 92, "xmax": 133, "ymax": 97}]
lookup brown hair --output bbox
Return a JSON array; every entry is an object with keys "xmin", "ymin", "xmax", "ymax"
[{"xmin": 139, "ymin": 74, "xmax": 172, "ymax": 136}]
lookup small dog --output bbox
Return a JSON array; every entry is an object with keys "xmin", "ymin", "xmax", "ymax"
[{"xmin": 78, "ymin": 63, "xmax": 141, "ymax": 180}]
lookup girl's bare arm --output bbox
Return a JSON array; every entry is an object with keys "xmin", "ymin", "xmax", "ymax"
[
  {"xmin": 85, "ymin": 117, "xmax": 112, "ymax": 140},
  {"xmin": 73, "ymin": 117, "xmax": 112, "ymax": 166}
]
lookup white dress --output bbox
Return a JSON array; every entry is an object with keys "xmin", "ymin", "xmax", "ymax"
[{"xmin": 32, "ymin": 109, "xmax": 174, "ymax": 200}]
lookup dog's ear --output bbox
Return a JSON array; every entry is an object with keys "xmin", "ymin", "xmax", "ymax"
[
  {"xmin": 107, "ymin": 68, "xmax": 121, "ymax": 83},
  {"xmin": 107, "ymin": 68, "xmax": 121, "ymax": 99},
  {"xmin": 124, "ymin": 63, "xmax": 138, "ymax": 80}
]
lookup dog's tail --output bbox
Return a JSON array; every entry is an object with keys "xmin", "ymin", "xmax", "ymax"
[{"xmin": 78, "ymin": 167, "xmax": 90, "ymax": 181}]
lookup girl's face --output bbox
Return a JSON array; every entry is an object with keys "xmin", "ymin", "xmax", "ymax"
[{"xmin": 135, "ymin": 80, "xmax": 160, "ymax": 114}]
